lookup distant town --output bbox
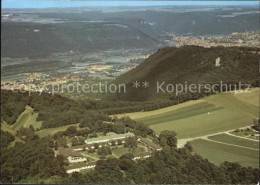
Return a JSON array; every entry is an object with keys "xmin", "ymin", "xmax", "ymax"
[{"xmin": 166, "ymin": 31, "xmax": 260, "ymax": 48}]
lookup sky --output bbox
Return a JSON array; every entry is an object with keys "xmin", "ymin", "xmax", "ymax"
[{"xmin": 2, "ymin": 1, "xmax": 259, "ymax": 9}]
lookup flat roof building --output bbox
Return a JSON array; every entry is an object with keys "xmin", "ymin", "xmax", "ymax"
[
  {"xmin": 138, "ymin": 137, "xmax": 162, "ymax": 151},
  {"xmin": 85, "ymin": 132, "xmax": 135, "ymax": 144},
  {"xmin": 65, "ymin": 161, "xmax": 96, "ymax": 173}
]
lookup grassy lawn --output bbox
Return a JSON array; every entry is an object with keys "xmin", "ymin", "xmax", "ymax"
[
  {"xmin": 208, "ymin": 134, "xmax": 259, "ymax": 149},
  {"xmin": 36, "ymin": 123, "xmax": 80, "ymax": 138},
  {"xmin": 23, "ymin": 112, "xmax": 42, "ymax": 130},
  {"xmin": 190, "ymin": 139, "xmax": 259, "ymax": 168},
  {"xmin": 84, "ymin": 151, "xmax": 100, "ymax": 159},
  {"xmin": 11, "ymin": 106, "xmax": 33, "ymax": 131},
  {"xmin": 112, "ymin": 146, "xmax": 130, "ymax": 157},
  {"xmin": 9, "ymin": 105, "xmax": 42, "ymax": 131},
  {"xmin": 112, "ymin": 145, "xmax": 147, "ymax": 157},
  {"xmin": 150, "ymin": 108, "xmax": 252, "ymax": 138}
]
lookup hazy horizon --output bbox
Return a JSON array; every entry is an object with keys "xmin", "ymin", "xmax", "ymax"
[{"xmin": 2, "ymin": 0, "xmax": 259, "ymax": 9}]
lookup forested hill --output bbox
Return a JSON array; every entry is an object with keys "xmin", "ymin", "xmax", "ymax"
[{"xmin": 104, "ymin": 46, "xmax": 260, "ymax": 102}]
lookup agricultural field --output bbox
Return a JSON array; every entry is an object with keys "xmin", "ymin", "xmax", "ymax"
[
  {"xmin": 232, "ymin": 88, "xmax": 259, "ymax": 107},
  {"xmin": 208, "ymin": 134, "xmax": 259, "ymax": 149},
  {"xmin": 190, "ymin": 139, "xmax": 259, "ymax": 168},
  {"xmin": 115, "ymin": 88, "xmax": 259, "ymax": 138},
  {"xmin": 150, "ymin": 108, "xmax": 252, "ymax": 138}
]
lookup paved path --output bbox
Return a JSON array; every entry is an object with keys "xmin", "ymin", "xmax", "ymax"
[{"xmin": 177, "ymin": 126, "xmax": 258, "ymax": 148}]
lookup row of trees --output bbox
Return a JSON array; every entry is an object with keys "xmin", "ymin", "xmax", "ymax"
[{"xmin": 1, "ymin": 90, "xmax": 176, "ymax": 130}]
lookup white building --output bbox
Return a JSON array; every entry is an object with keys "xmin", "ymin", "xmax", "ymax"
[
  {"xmin": 66, "ymin": 162, "xmax": 96, "ymax": 173},
  {"xmin": 85, "ymin": 132, "xmax": 135, "ymax": 144}
]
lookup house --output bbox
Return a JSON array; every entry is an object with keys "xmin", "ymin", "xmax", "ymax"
[
  {"xmin": 133, "ymin": 152, "xmax": 152, "ymax": 160},
  {"xmin": 58, "ymin": 147, "xmax": 87, "ymax": 163},
  {"xmin": 65, "ymin": 161, "xmax": 96, "ymax": 174},
  {"xmin": 137, "ymin": 137, "xmax": 162, "ymax": 151}
]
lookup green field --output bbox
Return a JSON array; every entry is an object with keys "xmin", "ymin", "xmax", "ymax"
[
  {"xmin": 191, "ymin": 139, "xmax": 259, "ymax": 168},
  {"xmin": 136, "ymin": 102, "xmax": 222, "ymax": 125},
  {"xmin": 114, "ymin": 89, "xmax": 259, "ymax": 138},
  {"xmin": 233, "ymin": 88, "xmax": 259, "ymax": 107},
  {"xmin": 36, "ymin": 123, "xmax": 80, "ymax": 138},
  {"xmin": 208, "ymin": 134, "xmax": 259, "ymax": 149},
  {"xmin": 112, "ymin": 145, "xmax": 147, "ymax": 157},
  {"xmin": 150, "ymin": 108, "xmax": 252, "ymax": 138},
  {"xmin": 10, "ymin": 106, "xmax": 42, "ymax": 131},
  {"xmin": 112, "ymin": 147, "xmax": 131, "ymax": 157},
  {"xmin": 204, "ymin": 92, "xmax": 259, "ymax": 118}
]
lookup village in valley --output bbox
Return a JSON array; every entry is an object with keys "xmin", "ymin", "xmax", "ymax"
[
  {"xmin": 166, "ymin": 31, "xmax": 260, "ymax": 48},
  {"xmin": 55, "ymin": 131, "xmax": 162, "ymax": 173}
]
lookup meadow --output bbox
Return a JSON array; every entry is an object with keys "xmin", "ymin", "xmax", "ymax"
[
  {"xmin": 10, "ymin": 105, "xmax": 42, "ymax": 131},
  {"xmin": 36, "ymin": 123, "xmax": 80, "ymax": 138},
  {"xmin": 150, "ymin": 108, "xmax": 252, "ymax": 138},
  {"xmin": 115, "ymin": 89, "xmax": 259, "ymax": 138}
]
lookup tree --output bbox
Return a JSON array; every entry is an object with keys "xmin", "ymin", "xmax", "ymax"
[
  {"xmin": 124, "ymin": 137, "xmax": 137, "ymax": 151},
  {"xmin": 65, "ymin": 126, "xmax": 77, "ymax": 136},
  {"xmin": 98, "ymin": 146, "xmax": 112, "ymax": 156},
  {"xmin": 71, "ymin": 137, "xmax": 79, "ymax": 146},
  {"xmin": 159, "ymin": 130, "xmax": 177, "ymax": 147},
  {"xmin": 94, "ymin": 143, "xmax": 99, "ymax": 149},
  {"xmin": 253, "ymin": 118, "xmax": 259, "ymax": 131},
  {"xmin": 119, "ymin": 153, "xmax": 134, "ymax": 170},
  {"xmin": 57, "ymin": 137, "xmax": 68, "ymax": 148},
  {"xmin": 78, "ymin": 136, "xmax": 85, "ymax": 145},
  {"xmin": 54, "ymin": 141, "xmax": 58, "ymax": 150}
]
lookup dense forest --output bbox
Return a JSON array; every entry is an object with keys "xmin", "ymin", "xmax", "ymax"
[
  {"xmin": 1, "ymin": 90, "xmax": 178, "ymax": 129},
  {"xmin": 1, "ymin": 131, "xmax": 15, "ymax": 148},
  {"xmin": 105, "ymin": 46, "xmax": 260, "ymax": 101},
  {"xmin": 1, "ymin": 136, "xmax": 66, "ymax": 183}
]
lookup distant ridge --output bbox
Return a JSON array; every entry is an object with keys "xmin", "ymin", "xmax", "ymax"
[{"xmin": 104, "ymin": 46, "xmax": 259, "ymax": 102}]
